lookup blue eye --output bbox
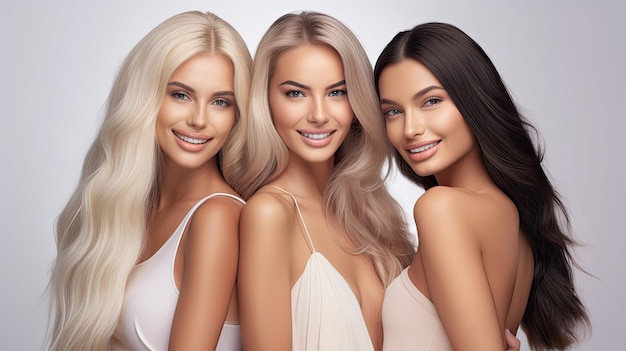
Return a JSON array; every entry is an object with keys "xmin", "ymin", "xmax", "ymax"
[
  {"xmin": 172, "ymin": 91, "xmax": 191, "ymax": 101},
  {"xmin": 212, "ymin": 98, "xmax": 231, "ymax": 107},
  {"xmin": 383, "ymin": 108, "xmax": 402, "ymax": 118},
  {"xmin": 423, "ymin": 97, "xmax": 442, "ymax": 107},
  {"xmin": 329, "ymin": 89, "xmax": 346, "ymax": 97},
  {"xmin": 286, "ymin": 90, "xmax": 304, "ymax": 98}
]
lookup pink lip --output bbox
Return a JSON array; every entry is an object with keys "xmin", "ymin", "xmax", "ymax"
[
  {"xmin": 297, "ymin": 129, "xmax": 335, "ymax": 147},
  {"xmin": 173, "ymin": 129, "xmax": 211, "ymax": 140},
  {"xmin": 404, "ymin": 140, "xmax": 441, "ymax": 162}
]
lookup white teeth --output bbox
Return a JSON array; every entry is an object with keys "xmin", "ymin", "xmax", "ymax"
[
  {"xmin": 409, "ymin": 142, "xmax": 439, "ymax": 153},
  {"xmin": 174, "ymin": 131, "xmax": 209, "ymax": 144},
  {"xmin": 302, "ymin": 132, "xmax": 331, "ymax": 140}
]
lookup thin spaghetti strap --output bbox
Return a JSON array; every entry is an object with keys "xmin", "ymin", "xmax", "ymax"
[
  {"xmin": 271, "ymin": 186, "xmax": 316, "ymax": 253},
  {"xmin": 180, "ymin": 192, "xmax": 245, "ymax": 229},
  {"xmin": 205, "ymin": 192, "xmax": 246, "ymax": 205}
]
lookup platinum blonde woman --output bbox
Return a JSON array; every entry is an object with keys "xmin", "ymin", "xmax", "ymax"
[
  {"xmin": 47, "ymin": 10, "xmax": 251, "ymax": 351},
  {"xmin": 229, "ymin": 11, "xmax": 416, "ymax": 351}
]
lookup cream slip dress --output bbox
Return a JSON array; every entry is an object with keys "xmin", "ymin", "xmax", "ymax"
[
  {"xmin": 382, "ymin": 267, "xmax": 453, "ymax": 350},
  {"xmin": 113, "ymin": 193, "xmax": 244, "ymax": 351},
  {"xmin": 274, "ymin": 186, "xmax": 375, "ymax": 351}
]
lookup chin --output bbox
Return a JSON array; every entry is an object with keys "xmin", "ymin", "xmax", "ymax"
[{"xmin": 409, "ymin": 165, "xmax": 437, "ymax": 178}]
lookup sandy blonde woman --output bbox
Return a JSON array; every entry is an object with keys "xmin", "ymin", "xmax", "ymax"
[{"xmin": 229, "ymin": 11, "xmax": 416, "ymax": 351}]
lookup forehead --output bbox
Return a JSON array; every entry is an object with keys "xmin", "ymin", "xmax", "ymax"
[
  {"xmin": 171, "ymin": 54, "xmax": 234, "ymax": 85},
  {"xmin": 271, "ymin": 45, "xmax": 344, "ymax": 81},
  {"xmin": 378, "ymin": 59, "xmax": 440, "ymax": 97}
]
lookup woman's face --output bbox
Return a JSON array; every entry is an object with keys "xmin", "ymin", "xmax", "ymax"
[
  {"xmin": 268, "ymin": 44, "xmax": 353, "ymax": 165},
  {"xmin": 156, "ymin": 54, "xmax": 236, "ymax": 170},
  {"xmin": 378, "ymin": 59, "xmax": 476, "ymax": 181}
]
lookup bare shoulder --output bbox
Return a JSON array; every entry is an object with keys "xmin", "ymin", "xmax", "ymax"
[
  {"xmin": 414, "ymin": 186, "xmax": 518, "ymax": 243},
  {"xmin": 241, "ymin": 187, "xmax": 295, "ymax": 224},
  {"xmin": 190, "ymin": 194, "xmax": 244, "ymax": 228},
  {"xmin": 183, "ymin": 194, "xmax": 244, "ymax": 247},
  {"xmin": 414, "ymin": 186, "xmax": 472, "ymax": 224},
  {"xmin": 196, "ymin": 193, "xmax": 244, "ymax": 215},
  {"xmin": 240, "ymin": 186, "xmax": 298, "ymax": 244}
]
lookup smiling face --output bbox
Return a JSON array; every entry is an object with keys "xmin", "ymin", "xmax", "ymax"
[
  {"xmin": 156, "ymin": 53, "xmax": 236, "ymax": 170},
  {"xmin": 378, "ymin": 58, "xmax": 477, "ymax": 184},
  {"xmin": 268, "ymin": 44, "xmax": 353, "ymax": 165}
]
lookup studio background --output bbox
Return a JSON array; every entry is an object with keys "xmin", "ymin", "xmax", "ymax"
[{"xmin": 1, "ymin": 1, "xmax": 623, "ymax": 350}]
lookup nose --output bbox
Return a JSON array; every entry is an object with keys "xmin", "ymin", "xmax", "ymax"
[
  {"xmin": 403, "ymin": 110, "xmax": 425, "ymax": 139},
  {"xmin": 306, "ymin": 96, "xmax": 330, "ymax": 124},
  {"xmin": 187, "ymin": 104, "xmax": 207, "ymax": 129}
]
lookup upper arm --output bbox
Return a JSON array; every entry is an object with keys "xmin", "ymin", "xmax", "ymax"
[
  {"xmin": 414, "ymin": 188, "xmax": 504, "ymax": 351},
  {"xmin": 169, "ymin": 197, "xmax": 242, "ymax": 350},
  {"xmin": 238, "ymin": 193, "xmax": 293, "ymax": 351}
]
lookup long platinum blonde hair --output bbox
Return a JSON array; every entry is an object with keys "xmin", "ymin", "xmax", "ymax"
[
  {"xmin": 231, "ymin": 11, "xmax": 415, "ymax": 285},
  {"xmin": 47, "ymin": 11, "xmax": 251, "ymax": 350}
]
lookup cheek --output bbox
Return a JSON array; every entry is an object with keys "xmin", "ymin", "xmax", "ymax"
[
  {"xmin": 156, "ymin": 100, "xmax": 185, "ymax": 126},
  {"xmin": 446, "ymin": 114, "xmax": 470, "ymax": 138},
  {"xmin": 430, "ymin": 109, "xmax": 458, "ymax": 133},
  {"xmin": 457, "ymin": 124, "xmax": 476, "ymax": 149},
  {"xmin": 155, "ymin": 109, "xmax": 171, "ymax": 138},
  {"xmin": 335, "ymin": 103, "xmax": 354, "ymax": 126},
  {"xmin": 269, "ymin": 95, "xmax": 292, "ymax": 127},
  {"xmin": 155, "ymin": 113, "xmax": 169, "ymax": 148},
  {"xmin": 386, "ymin": 120, "xmax": 404, "ymax": 147},
  {"xmin": 272, "ymin": 104, "xmax": 305, "ymax": 132},
  {"xmin": 155, "ymin": 103, "xmax": 170, "ymax": 126},
  {"xmin": 442, "ymin": 114, "xmax": 475, "ymax": 150},
  {"xmin": 215, "ymin": 112, "xmax": 237, "ymax": 133}
]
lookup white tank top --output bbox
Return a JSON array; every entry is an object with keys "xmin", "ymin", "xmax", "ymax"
[{"xmin": 113, "ymin": 193, "xmax": 244, "ymax": 351}]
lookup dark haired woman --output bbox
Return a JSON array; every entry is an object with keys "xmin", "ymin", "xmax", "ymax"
[{"xmin": 375, "ymin": 22, "xmax": 589, "ymax": 350}]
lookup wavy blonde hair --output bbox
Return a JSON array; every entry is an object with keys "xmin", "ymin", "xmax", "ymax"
[
  {"xmin": 47, "ymin": 11, "xmax": 251, "ymax": 351},
  {"xmin": 231, "ymin": 11, "xmax": 415, "ymax": 285}
]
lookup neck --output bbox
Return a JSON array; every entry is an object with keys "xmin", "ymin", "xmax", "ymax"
[
  {"xmin": 157, "ymin": 158, "xmax": 222, "ymax": 209},
  {"xmin": 435, "ymin": 146, "xmax": 494, "ymax": 192},
  {"xmin": 278, "ymin": 153, "xmax": 335, "ymax": 198}
]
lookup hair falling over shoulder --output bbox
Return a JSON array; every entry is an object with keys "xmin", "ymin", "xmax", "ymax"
[
  {"xmin": 47, "ymin": 11, "xmax": 252, "ymax": 350},
  {"xmin": 232, "ymin": 11, "xmax": 415, "ymax": 285},
  {"xmin": 374, "ymin": 22, "xmax": 590, "ymax": 350}
]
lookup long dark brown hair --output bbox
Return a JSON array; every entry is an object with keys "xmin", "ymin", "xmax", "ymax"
[{"xmin": 374, "ymin": 22, "xmax": 590, "ymax": 350}]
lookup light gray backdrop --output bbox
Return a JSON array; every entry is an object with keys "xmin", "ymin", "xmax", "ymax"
[{"xmin": 1, "ymin": 0, "xmax": 623, "ymax": 350}]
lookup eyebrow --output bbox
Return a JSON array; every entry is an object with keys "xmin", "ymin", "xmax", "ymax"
[
  {"xmin": 168, "ymin": 81, "xmax": 235, "ymax": 97},
  {"xmin": 380, "ymin": 85, "xmax": 444, "ymax": 105},
  {"xmin": 278, "ymin": 79, "xmax": 346, "ymax": 91}
]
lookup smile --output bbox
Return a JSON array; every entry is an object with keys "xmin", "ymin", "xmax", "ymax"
[
  {"xmin": 173, "ymin": 131, "xmax": 209, "ymax": 144},
  {"xmin": 409, "ymin": 141, "xmax": 440, "ymax": 153},
  {"xmin": 299, "ymin": 131, "xmax": 333, "ymax": 140}
]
